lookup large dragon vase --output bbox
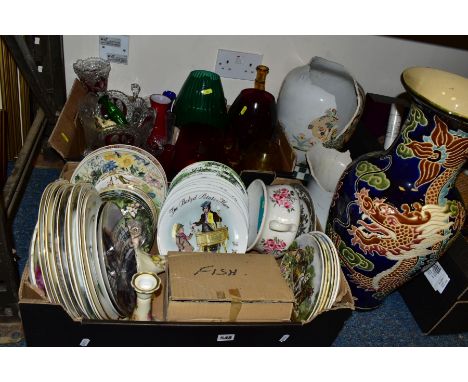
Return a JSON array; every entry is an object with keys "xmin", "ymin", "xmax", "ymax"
[{"xmin": 326, "ymin": 67, "xmax": 468, "ymax": 309}]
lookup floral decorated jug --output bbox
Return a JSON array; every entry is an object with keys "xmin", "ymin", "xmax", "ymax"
[{"xmin": 326, "ymin": 67, "xmax": 468, "ymax": 309}]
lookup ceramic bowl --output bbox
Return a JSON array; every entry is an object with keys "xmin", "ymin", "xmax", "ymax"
[
  {"xmin": 277, "ymin": 56, "xmax": 364, "ymax": 163},
  {"xmin": 247, "ymin": 180, "xmax": 300, "ymax": 257},
  {"xmin": 305, "ymin": 143, "xmax": 352, "ymax": 193}
]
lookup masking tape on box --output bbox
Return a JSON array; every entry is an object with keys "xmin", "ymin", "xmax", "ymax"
[{"xmin": 228, "ymin": 288, "xmax": 242, "ymax": 322}]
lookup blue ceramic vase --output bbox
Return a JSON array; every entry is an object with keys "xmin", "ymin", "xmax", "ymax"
[{"xmin": 326, "ymin": 67, "xmax": 468, "ymax": 309}]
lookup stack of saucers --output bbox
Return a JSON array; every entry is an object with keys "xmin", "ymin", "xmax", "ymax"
[
  {"xmin": 71, "ymin": 144, "xmax": 167, "ymax": 251},
  {"xmin": 157, "ymin": 161, "xmax": 249, "ymax": 256},
  {"xmin": 29, "ymin": 180, "xmax": 137, "ymax": 319},
  {"xmin": 280, "ymin": 232, "xmax": 341, "ymax": 322}
]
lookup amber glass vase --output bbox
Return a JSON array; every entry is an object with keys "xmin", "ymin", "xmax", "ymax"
[{"xmin": 226, "ymin": 65, "xmax": 279, "ymax": 172}]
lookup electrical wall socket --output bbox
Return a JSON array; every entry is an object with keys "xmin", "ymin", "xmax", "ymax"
[{"xmin": 215, "ymin": 49, "xmax": 263, "ymax": 81}]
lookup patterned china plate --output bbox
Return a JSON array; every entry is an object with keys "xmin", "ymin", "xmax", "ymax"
[
  {"xmin": 291, "ymin": 183, "xmax": 316, "ymax": 236},
  {"xmin": 37, "ymin": 180, "xmax": 68, "ymax": 302},
  {"xmin": 314, "ymin": 231, "xmax": 341, "ymax": 310},
  {"xmin": 65, "ymin": 183, "xmax": 98, "ymax": 318},
  {"xmin": 309, "ymin": 234, "xmax": 333, "ymax": 315},
  {"xmin": 170, "ymin": 161, "xmax": 246, "ymax": 200},
  {"xmin": 280, "ymin": 233, "xmax": 324, "ymax": 322},
  {"xmin": 157, "ymin": 187, "xmax": 248, "ymax": 256},
  {"xmin": 71, "ymin": 145, "xmax": 167, "ymax": 212},
  {"xmin": 100, "ymin": 186, "xmax": 157, "ymax": 252},
  {"xmin": 54, "ymin": 182, "xmax": 83, "ymax": 318},
  {"xmin": 167, "ymin": 174, "xmax": 248, "ymax": 223},
  {"xmin": 46, "ymin": 182, "xmax": 78, "ymax": 315}
]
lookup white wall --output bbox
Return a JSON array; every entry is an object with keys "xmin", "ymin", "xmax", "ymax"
[{"xmin": 63, "ymin": 35, "xmax": 468, "ymax": 104}]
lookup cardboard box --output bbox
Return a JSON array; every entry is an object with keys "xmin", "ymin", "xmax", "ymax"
[
  {"xmin": 48, "ymin": 79, "xmax": 88, "ymax": 160},
  {"xmin": 399, "ymin": 235, "xmax": 468, "ymax": 335},
  {"xmin": 19, "ymin": 259, "xmax": 353, "ymax": 346},
  {"xmin": 166, "ymin": 252, "xmax": 294, "ymax": 322}
]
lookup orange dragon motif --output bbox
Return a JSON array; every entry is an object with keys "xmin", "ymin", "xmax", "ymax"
[{"xmin": 343, "ymin": 115, "xmax": 468, "ymax": 296}]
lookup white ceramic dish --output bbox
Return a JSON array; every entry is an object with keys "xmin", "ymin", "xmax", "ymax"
[
  {"xmin": 306, "ymin": 144, "xmax": 352, "ymax": 193},
  {"xmin": 306, "ymin": 178, "xmax": 334, "ymax": 232},
  {"xmin": 247, "ymin": 181, "xmax": 301, "ymax": 257}
]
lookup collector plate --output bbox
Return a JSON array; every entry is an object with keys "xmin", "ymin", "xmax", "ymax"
[
  {"xmin": 170, "ymin": 161, "xmax": 246, "ymax": 200},
  {"xmin": 157, "ymin": 187, "xmax": 248, "ymax": 256}
]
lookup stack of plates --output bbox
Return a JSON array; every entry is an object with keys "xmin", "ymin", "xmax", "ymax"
[
  {"xmin": 28, "ymin": 180, "xmax": 137, "ymax": 320},
  {"xmin": 70, "ymin": 144, "xmax": 167, "ymax": 251},
  {"xmin": 157, "ymin": 161, "xmax": 249, "ymax": 256},
  {"xmin": 280, "ymin": 231, "xmax": 341, "ymax": 322}
]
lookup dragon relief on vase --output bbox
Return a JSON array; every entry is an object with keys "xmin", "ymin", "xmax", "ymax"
[{"xmin": 336, "ymin": 112, "xmax": 468, "ymax": 298}]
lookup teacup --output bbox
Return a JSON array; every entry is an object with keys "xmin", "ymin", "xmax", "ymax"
[{"xmin": 247, "ymin": 180, "xmax": 300, "ymax": 257}]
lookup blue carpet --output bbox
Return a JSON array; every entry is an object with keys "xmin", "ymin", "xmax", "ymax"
[{"xmin": 5, "ymin": 163, "xmax": 468, "ymax": 346}]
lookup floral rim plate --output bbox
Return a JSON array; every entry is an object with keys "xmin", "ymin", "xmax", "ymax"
[{"xmin": 71, "ymin": 145, "xmax": 167, "ymax": 212}]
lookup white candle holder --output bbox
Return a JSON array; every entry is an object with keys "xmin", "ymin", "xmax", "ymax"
[{"xmin": 131, "ymin": 272, "xmax": 161, "ymax": 321}]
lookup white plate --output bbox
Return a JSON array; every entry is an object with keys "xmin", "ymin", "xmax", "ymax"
[
  {"xmin": 28, "ymin": 225, "xmax": 40, "ymax": 289},
  {"xmin": 65, "ymin": 183, "xmax": 97, "ymax": 318},
  {"xmin": 54, "ymin": 183, "xmax": 83, "ymax": 319},
  {"xmin": 86, "ymin": 198, "xmax": 122, "ymax": 320},
  {"xmin": 157, "ymin": 186, "xmax": 248, "ymax": 256},
  {"xmin": 45, "ymin": 182, "xmax": 77, "ymax": 313},
  {"xmin": 170, "ymin": 161, "xmax": 246, "ymax": 199},
  {"xmin": 37, "ymin": 180, "xmax": 68, "ymax": 302},
  {"xmin": 314, "ymin": 231, "xmax": 341, "ymax": 310},
  {"xmin": 79, "ymin": 187, "xmax": 109, "ymax": 319}
]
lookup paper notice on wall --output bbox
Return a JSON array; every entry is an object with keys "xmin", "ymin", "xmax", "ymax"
[
  {"xmin": 424, "ymin": 262, "xmax": 450, "ymax": 294},
  {"xmin": 99, "ymin": 36, "xmax": 129, "ymax": 65}
]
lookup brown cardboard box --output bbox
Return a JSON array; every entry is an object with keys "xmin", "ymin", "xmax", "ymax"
[
  {"xmin": 166, "ymin": 252, "xmax": 294, "ymax": 322},
  {"xmin": 48, "ymin": 79, "xmax": 88, "ymax": 160}
]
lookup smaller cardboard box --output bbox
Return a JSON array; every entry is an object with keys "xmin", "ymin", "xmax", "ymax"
[{"xmin": 166, "ymin": 252, "xmax": 294, "ymax": 322}]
